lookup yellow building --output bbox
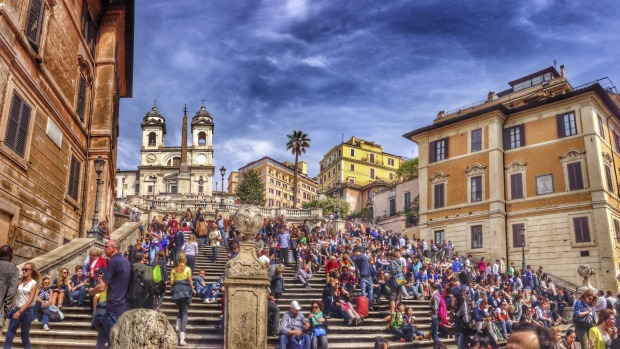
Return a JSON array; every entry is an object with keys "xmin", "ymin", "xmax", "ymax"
[
  {"xmin": 404, "ymin": 66, "xmax": 620, "ymax": 291},
  {"xmin": 0, "ymin": 0, "xmax": 134, "ymax": 261},
  {"xmin": 238, "ymin": 157, "xmax": 318, "ymax": 208},
  {"xmin": 227, "ymin": 171, "xmax": 239, "ymax": 194},
  {"xmin": 318, "ymin": 137, "xmax": 405, "ymax": 212}
]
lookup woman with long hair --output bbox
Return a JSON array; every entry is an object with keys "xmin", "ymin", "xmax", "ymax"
[
  {"xmin": 51, "ymin": 267, "xmax": 71, "ymax": 308},
  {"xmin": 170, "ymin": 252, "xmax": 195, "ymax": 346},
  {"xmin": 573, "ymin": 290, "xmax": 596, "ymax": 346},
  {"xmin": 588, "ymin": 308, "xmax": 617, "ymax": 349},
  {"xmin": 3, "ymin": 262, "xmax": 40, "ymax": 349},
  {"xmin": 183, "ymin": 234, "xmax": 198, "ymax": 272},
  {"xmin": 196, "ymin": 216, "xmax": 207, "ymax": 248}
]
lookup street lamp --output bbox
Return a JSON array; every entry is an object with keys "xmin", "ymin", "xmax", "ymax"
[
  {"xmin": 121, "ymin": 176, "xmax": 125, "ymax": 199},
  {"xmin": 220, "ymin": 166, "xmax": 226, "ymax": 207},
  {"xmin": 520, "ymin": 226, "xmax": 526, "ymax": 269},
  {"xmin": 87, "ymin": 156, "xmax": 105, "ymax": 240},
  {"xmin": 149, "ymin": 175, "xmax": 157, "ymax": 210},
  {"xmin": 334, "ymin": 179, "xmax": 342, "ymax": 219}
]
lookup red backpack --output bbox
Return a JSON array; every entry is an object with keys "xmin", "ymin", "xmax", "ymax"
[{"xmin": 434, "ymin": 293, "xmax": 448, "ymax": 322}]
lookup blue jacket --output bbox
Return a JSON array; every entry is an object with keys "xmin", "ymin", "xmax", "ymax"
[{"xmin": 352, "ymin": 253, "xmax": 372, "ymax": 277}]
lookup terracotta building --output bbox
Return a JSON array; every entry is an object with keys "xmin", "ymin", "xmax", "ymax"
[
  {"xmin": 238, "ymin": 157, "xmax": 318, "ymax": 208},
  {"xmin": 0, "ymin": 0, "xmax": 134, "ymax": 262},
  {"xmin": 404, "ymin": 66, "xmax": 620, "ymax": 291}
]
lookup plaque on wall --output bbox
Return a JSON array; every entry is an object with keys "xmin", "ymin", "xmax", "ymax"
[{"xmin": 536, "ymin": 174, "xmax": 554, "ymax": 195}]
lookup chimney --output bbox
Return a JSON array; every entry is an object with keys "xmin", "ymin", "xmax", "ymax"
[
  {"xmin": 560, "ymin": 65, "xmax": 566, "ymax": 78},
  {"xmin": 487, "ymin": 91, "xmax": 497, "ymax": 101},
  {"xmin": 437, "ymin": 111, "xmax": 445, "ymax": 118}
]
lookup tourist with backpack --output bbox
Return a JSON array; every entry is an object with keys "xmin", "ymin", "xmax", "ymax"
[
  {"xmin": 152, "ymin": 250, "xmax": 168, "ymax": 311},
  {"xmin": 126, "ymin": 253, "xmax": 155, "ymax": 310},
  {"xmin": 170, "ymin": 252, "xmax": 195, "ymax": 346}
]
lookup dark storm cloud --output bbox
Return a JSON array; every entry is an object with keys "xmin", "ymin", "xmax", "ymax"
[{"xmin": 118, "ymin": 0, "xmax": 620, "ymax": 187}]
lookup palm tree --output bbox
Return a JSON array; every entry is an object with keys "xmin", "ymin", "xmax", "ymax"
[{"xmin": 286, "ymin": 130, "xmax": 311, "ymax": 208}]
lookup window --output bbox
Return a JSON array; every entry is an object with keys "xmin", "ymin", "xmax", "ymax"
[
  {"xmin": 350, "ymin": 149, "xmax": 355, "ymax": 156},
  {"xmin": 148, "ymin": 185, "xmax": 153, "ymax": 193},
  {"xmin": 5, "ymin": 92, "xmax": 32, "ymax": 158},
  {"xmin": 198, "ymin": 185, "xmax": 203, "ymax": 193},
  {"xmin": 614, "ymin": 219, "xmax": 620, "ymax": 243},
  {"xmin": 67, "ymin": 156, "xmax": 81, "ymax": 201},
  {"xmin": 268, "ymin": 188, "xmax": 274, "ymax": 194},
  {"xmin": 605, "ymin": 165, "xmax": 614, "ymax": 192},
  {"xmin": 598, "ymin": 114, "xmax": 606, "ymax": 140},
  {"xmin": 370, "ymin": 168, "xmax": 375, "ymax": 179},
  {"xmin": 276, "ymin": 181, "xmax": 281, "ymax": 186},
  {"xmin": 567, "ymin": 162, "xmax": 584, "ymax": 191},
  {"xmin": 614, "ymin": 132, "xmax": 620, "ymax": 153},
  {"xmin": 276, "ymin": 201, "xmax": 281, "ymax": 208},
  {"xmin": 404, "ymin": 192, "xmax": 411, "ymax": 210},
  {"xmin": 350, "ymin": 164, "xmax": 355, "ymax": 171},
  {"xmin": 81, "ymin": 0, "xmax": 96, "ymax": 54},
  {"xmin": 198, "ymin": 131, "xmax": 206, "ymax": 145},
  {"xmin": 172, "ymin": 157, "xmax": 180, "ymax": 167},
  {"xmin": 504, "ymin": 125, "xmax": 525, "ymax": 150},
  {"xmin": 512, "ymin": 223, "xmax": 525, "ymax": 248},
  {"xmin": 349, "ymin": 177, "xmax": 355, "ymax": 184},
  {"xmin": 25, "ymin": 0, "xmax": 45, "ymax": 52},
  {"xmin": 268, "ymin": 199, "xmax": 274, "ymax": 207},
  {"xmin": 433, "ymin": 183, "xmax": 445, "ymax": 209},
  {"xmin": 135, "ymin": 183, "xmax": 139, "ymax": 193},
  {"xmin": 556, "ymin": 112, "xmax": 577, "ymax": 137},
  {"xmin": 471, "ymin": 225, "xmax": 483, "ymax": 249},
  {"xmin": 76, "ymin": 77, "xmax": 87, "ymax": 121},
  {"xmin": 510, "ymin": 173, "xmax": 524, "ymax": 200},
  {"xmin": 369, "ymin": 153, "xmax": 375, "ymax": 163},
  {"xmin": 389, "ymin": 173, "xmax": 393, "ymax": 180},
  {"xmin": 434, "ymin": 230, "xmax": 445, "ymax": 245},
  {"xmin": 573, "ymin": 217, "xmax": 591, "ymax": 243},
  {"xmin": 283, "ymin": 184, "xmax": 287, "ymax": 189},
  {"xmin": 470, "ymin": 176, "xmax": 482, "ymax": 202},
  {"xmin": 270, "ymin": 178, "xmax": 274, "ymax": 184},
  {"xmin": 148, "ymin": 132, "xmax": 156, "ymax": 146},
  {"xmin": 429, "ymin": 138, "xmax": 448, "ymax": 163},
  {"xmin": 388, "ymin": 158, "xmax": 394, "ymax": 166},
  {"xmin": 389, "ymin": 198, "xmax": 396, "ymax": 216},
  {"xmin": 471, "ymin": 129, "xmax": 482, "ymax": 152},
  {"xmin": 337, "ymin": 163, "xmax": 341, "ymax": 171},
  {"xmin": 276, "ymin": 190, "xmax": 281, "ymax": 196}
]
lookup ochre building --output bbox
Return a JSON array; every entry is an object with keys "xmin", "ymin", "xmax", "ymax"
[
  {"xmin": 404, "ymin": 66, "xmax": 620, "ymax": 291},
  {"xmin": 318, "ymin": 136, "xmax": 405, "ymax": 212},
  {"xmin": 0, "ymin": 0, "xmax": 134, "ymax": 262}
]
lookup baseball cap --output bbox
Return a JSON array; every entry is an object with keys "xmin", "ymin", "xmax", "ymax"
[{"xmin": 290, "ymin": 301, "xmax": 302, "ymax": 310}]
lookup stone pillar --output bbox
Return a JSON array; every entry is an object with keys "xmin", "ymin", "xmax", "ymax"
[
  {"xmin": 223, "ymin": 206, "xmax": 270, "ymax": 349},
  {"xmin": 334, "ymin": 218, "xmax": 346, "ymax": 233}
]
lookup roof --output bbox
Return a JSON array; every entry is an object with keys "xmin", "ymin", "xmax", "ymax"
[
  {"xmin": 238, "ymin": 156, "xmax": 318, "ymax": 184},
  {"xmin": 507, "ymin": 66, "xmax": 560, "ymax": 88},
  {"xmin": 403, "ymin": 83, "xmax": 620, "ymax": 141}
]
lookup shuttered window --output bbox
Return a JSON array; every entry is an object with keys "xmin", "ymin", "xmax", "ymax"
[
  {"xmin": 67, "ymin": 156, "xmax": 81, "ymax": 200},
  {"xmin": 573, "ymin": 217, "xmax": 591, "ymax": 243},
  {"xmin": 5, "ymin": 92, "xmax": 32, "ymax": 158},
  {"xmin": 512, "ymin": 223, "xmax": 525, "ymax": 248},
  {"xmin": 567, "ymin": 162, "xmax": 584, "ymax": 191},
  {"xmin": 25, "ymin": 0, "xmax": 45, "ymax": 52},
  {"xmin": 471, "ymin": 176, "xmax": 482, "ymax": 202},
  {"xmin": 556, "ymin": 112, "xmax": 577, "ymax": 138},
  {"xmin": 503, "ymin": 125, "xmax": 525, "ymax": 150},
  {"xmin": 471, "ymin": 129, "xmax": 482, "ymax": 152},
  {"xmin": 429, "ymin": 138, "xmax": 448, "ymax": 163},
  {"xmin": 76, "ymin": 77, "xmax": 87, "ymax": 121},
  {"xmin": 605, "ymin": 165, "xmax": 614, "ymax": 192},
  {"xmin": 614, "ymin": 219, "xmax": 620, "ymax": 244},
  {"xmin": 433, "ymin": 183, "xmax": 445, "ymax": 209},
  {"xmin": 510, "ymin": 173, "xmax": 524, "ymax": 200},
  {"xmin": 614, "ymin": 132, "xmax": 620, "ymax": 153}
]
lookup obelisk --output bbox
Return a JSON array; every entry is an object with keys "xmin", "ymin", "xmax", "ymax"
[{"xmin": 177, "ymin": 105, "xmax": 191, "ymax": 194}]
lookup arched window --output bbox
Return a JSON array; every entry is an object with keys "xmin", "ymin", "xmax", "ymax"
[
  {"xmin": 148, "ymin": 132, "xmax": 156, "ymax": 146},
  {"xmin": 168, "ymin": 157, "xmax": 181, "ymax": 166},
  {"xmin": 198, "ymin": 131, "xmax": 206, "ymax": 145},
  {"xmin": 198, "ymin": 176, "xmax": 204, "ymax": 193}
]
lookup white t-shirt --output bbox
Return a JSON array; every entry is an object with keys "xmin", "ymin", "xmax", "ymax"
[{"xmin": 16, "ymin": 279, "xmax": 37, "ymax": 308}]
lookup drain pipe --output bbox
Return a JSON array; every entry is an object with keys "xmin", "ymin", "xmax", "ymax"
[
  {"xmin": 502, "ymin": 109, "xmax": 511, "ymax": 267},
  {"xmin": 78, "ymin": 1, "xmax": 112, "ymax": 236}
]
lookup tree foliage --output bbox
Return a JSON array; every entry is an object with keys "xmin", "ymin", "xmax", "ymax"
[
  {"xmin": 396, "ymin": 157, "xmax": 419, "ymax": 180},
  {"xmin": 349, "ymin": 207, "xmax": 373, "ymax": 221},
  {"xmin": 302, "ymin": 198, "xmax": 349, "ymax": 217},
  {"xmin": 405, "ymin": 195, "xmax": 419, "ymax": 227},
  {"xmin": 236, "ymin": 169, "xmax": 266, "ymax": 206},
  {"xmin": 286, "ymin": 130, "xmax": 311, "ymax": 208}
]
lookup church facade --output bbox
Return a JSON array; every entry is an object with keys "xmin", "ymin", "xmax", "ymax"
[{"xmin": 116, "ymin": 104, "xmax": 215, "ymax": 198}]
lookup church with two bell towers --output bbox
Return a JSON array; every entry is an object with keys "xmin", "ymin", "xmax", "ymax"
[{"xmin": 116, "ymin": 103, "xmax": 215, "ymax": 198}]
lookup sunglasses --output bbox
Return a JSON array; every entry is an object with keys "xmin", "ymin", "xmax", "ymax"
[
  {"xmin": 22, "ymin": 268, "xmax": 31, "ymax": 272},
  {"xmin": 312, "ymin": 305, "xmax": 319, "ymax": 309}
]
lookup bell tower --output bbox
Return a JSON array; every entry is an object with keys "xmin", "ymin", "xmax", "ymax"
[{"xmin": 141, "ymin": 104, "xmax": 166, "ymax": 149}]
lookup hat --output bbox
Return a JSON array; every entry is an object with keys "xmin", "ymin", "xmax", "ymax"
[{"xmin": 290, "ymin": 301, "xmax": 302, "ymax": 310}]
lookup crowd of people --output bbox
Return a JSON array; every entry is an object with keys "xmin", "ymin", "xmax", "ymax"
[{"xmin": 4, "ymin": 207, "xmax": 620, "ymax": 349}]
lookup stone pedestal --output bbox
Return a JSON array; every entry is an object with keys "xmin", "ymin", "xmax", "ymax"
[
  {"xmin": 223, "ymin": 205, "xmax": 270, "ymax": 349},
  {"xmin": 177, "ymin": 171, "xmax": 191, "ymax": 196},
  {"xmin": 334, "ymin": 218, "xmax": 345, "ymax": 233}
]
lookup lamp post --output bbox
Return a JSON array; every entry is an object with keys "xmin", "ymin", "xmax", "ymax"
[
  {"xmin": 87, "ymin": 156, "xmax": 105, "ymax": 240},
  {"xmin": 520, "ymin": 226, "xmax": 526, "ymax": 269},
  {"xmin": 150, "ymin": 175, "xmax": 157, "ymax": 210},
  {"xmin": 334, "ymin": 179, "xmax": 342, "ymax": 219},
  {"xmin": 121, "ymin": 176, "xmax": 125, "ymax": 199},
  {"xmin": 220, "ymin": 166, "xmax": 226, "ymax": 208}
]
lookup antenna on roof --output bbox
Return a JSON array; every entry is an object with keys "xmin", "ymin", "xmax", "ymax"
[
  {"xmin": 153, "ymin": 99, "xmax": 157, "ymax": 107},
  {"xmin": 201, "ymin": 99, "xmax": 205, "ymax": 107},
  {"xmin": 341, "ymin": 133, "xmax": 344, "ymax": 143},
  {"xmin": 554, "ymin": 59, "xmax": 557, "ymax": 69}
]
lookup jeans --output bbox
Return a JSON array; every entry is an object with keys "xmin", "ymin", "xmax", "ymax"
[
  {"xmin": 392, "ymin": 327, "xmax": 415, "ymax": 341},
  {"xmin": 279, "ymin": 333, "xmax": 311, "ymax": 349},
  {"xmin": 496, "ymin": 319, "xmax": 512, "ymax": 338},
  {"xmin": 149, "ymin": 245, "xmax": 160, "ymax": 266},
  {"xmin": 34, "ymin": 302, "xmax": 49, "ymax": 326},
  {"xmin": 359, "ymin": 276, "xmax": 374, "ymax": 305},
  {"xmin": 175, "ymin": 298, "xmax": 190, "ymax": 332},
  {"xmin": 66, "ymin": 287, "xmax": 86, "ymax": 305},
  {"xmin": 219, "ymin": 228, "xmax": 227, "ymax": 246},
  {"xmin": 406, "ymin": 283, "xmax": 425, "ymax": 299},
  {"xmin": 4, "ymin": 307, "xmax": 35, "ymax": 349},
  {"xmin": 430, "ymin": 317, "xmax": 440, "ymax": 343},
  {"xmin": 310, "ymin": 335, "xmax": 328, "ymax": 349},
  {"xmin": 211, "ymin": 246, "xmax": 219, "ymax": 261},
  {"xmin": 199, "ymin": 236, "xmax": 207, "ymax": 247},
  {"xmin": 279, "ymin": 247, "xmax": 290, "ymax": 266},
  {"xmin": 186, "ymin": 254, "xmax": 195, "ymax": 272}
]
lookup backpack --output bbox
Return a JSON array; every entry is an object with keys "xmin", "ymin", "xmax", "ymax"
[
  {"xmin": 127, "ymin": 263, "xmax": 155, "ymax": 309},
  {"xmin": 153, "ymin": 264, "xmax": 163, "ymax": 284},
  {"xmin": 434, "ymin": 293, "xmax": 448, "ymax": 322}
]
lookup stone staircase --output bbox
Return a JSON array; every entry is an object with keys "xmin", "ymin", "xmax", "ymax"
[{"xmin": 1, "ymin": 245, "xmax": 454, "ymax": 348}]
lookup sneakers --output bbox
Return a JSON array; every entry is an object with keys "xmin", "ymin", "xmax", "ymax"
[
  {"xmin": 203, "ymin": 299, "xmax": 211, "ymax": 304},
  {"xmin": 43, "ymin": 325, "xmax": 49, "ymax": 331},
  {"xmin": 209, "ymin": 297, "xmax": 216, "ymax": 303}
]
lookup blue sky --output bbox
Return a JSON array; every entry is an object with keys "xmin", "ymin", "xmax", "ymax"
[{"xmin": 118, "ymin": 0, "xmax": 620, "ymax": 188}]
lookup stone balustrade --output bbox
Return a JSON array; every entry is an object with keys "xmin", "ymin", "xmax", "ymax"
[{"xmin": 18, "ymin": 222, "xmax": 142, "ymax": 284}]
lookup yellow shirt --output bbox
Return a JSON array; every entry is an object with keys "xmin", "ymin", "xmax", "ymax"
[
  {"xmin": 171, "ymin": 266, "xmax": 191, "ymax": 282},
  {"xmin": 95, "ymin": 291, "xmax": 107, "ymax": 303},
  {"xmin": 588, "ymin": 326, "xmax": 608, "ymax": 349}
]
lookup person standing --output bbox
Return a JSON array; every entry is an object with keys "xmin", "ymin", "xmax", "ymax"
[
  {"xmin": 217, "ymin": 213, "xmax": 228, "ymax": 247},
  {"xmin": 0, "ymin": 245, "xmax": 19, "ymax": 331},
  {"xmin": 209, "ymin": 228, "xmax": 222, "ymax": 263},
  {"xmin": 182, "ymin": 234, "xmax": 199, "ymax": 272},
  {"xmin": 170, "ymin": 252, "xmax": 195, "ymax": 346},
  {"xmin": 429, "ymin": 282, "xmax": 441, "ymax": 344},
  {"xmin": 3, "ymin": 261, "xmax": 40, "ymax": 349},
  {"xmin": 88, "ymin": 239, "xmax": 130, "ymax": 349},
  {"xmin": 352, "ymin": 247, "xmax": 374, "ymax": 310},
  {"xmin": 278, "ymin": 227, "xmax": 291, "ymax": 267}
]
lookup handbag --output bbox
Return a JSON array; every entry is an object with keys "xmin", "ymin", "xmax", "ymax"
[
  {"xmin": 312, "ymin": 325, "xmax": 327, "ymax": 337},
  {"xmin": 573, "ymin": 313, "xmax": 594, "ymax": 328},
  {"xmin": 392, "ymin": 273, "xmax": 407, "ymax": 288}
]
